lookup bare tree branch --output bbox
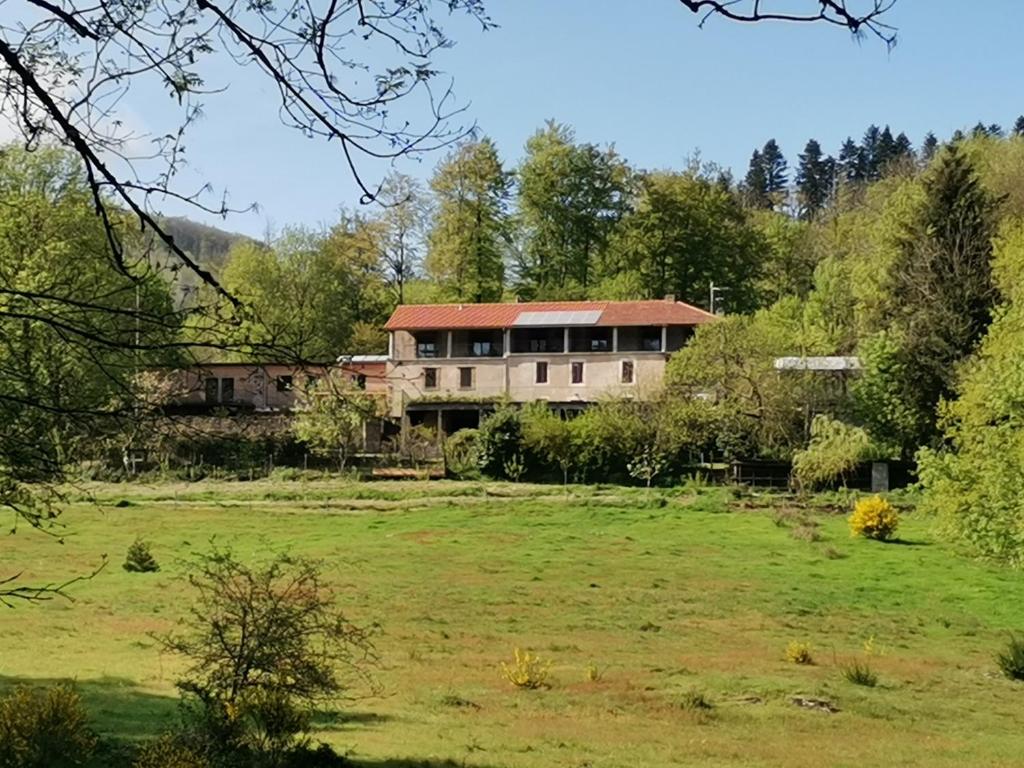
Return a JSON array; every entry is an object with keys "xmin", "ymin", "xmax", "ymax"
[{"xmin": 678, "ymin": 1, "xmax": 898, "ymax": 46}]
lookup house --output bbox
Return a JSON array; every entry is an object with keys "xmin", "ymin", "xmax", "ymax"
[
  {"xmin": 384, "ymin": 297, "xmax": 715, "ymax": 436},
  {"xmin": 164, "ymin": 356, "xmax": 389, "ymax": 414}
]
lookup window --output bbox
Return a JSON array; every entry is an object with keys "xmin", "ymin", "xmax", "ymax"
[
  {"xmin": 204, "ymin": 377, "xmax": 218, "ymax": 404},
  {"xmin": 304, "ymin": 375, "xmax": 319, "ymax": 391},
  {"xmin": 621, "ymin": 360, "xmax": 635, "ymax": 384},
  {"xmin": 642, "ymin": 332, "xmax": 662, "ymax": 352},
  {"xmin": 535, "ymin": 361, "xmax": 548, "ymax": 384},
  {"xmin": 417, "ymin": 340, "xmax": 438, "ymax": 358},
  {"xmin": 275, "ymin": 375, "xmax": 293, "ymax": 392},
  {"xmin": 472, "ymin": 340, "xmax": 494, "ymax": 357},
  {"xmin": 529, "ymin": 337, "xmax": 548, "ymax": 352},
  {"xmin": 424, "ymin": 367, "xmax": 438, "ymax": 389},
  {"xmin": 571, "ymin": 361, "xmax": 584, "ymax": 385},
  {"xmin": 355, "ymin": 373, "xmax": 367, "ymax": 390},
  {"xmin": 590, "ymin": 337, "xmax": 610, "ymax": 352},
  {"xmin": 205, "ymin": 377, "xmax": 235, "ymax": 403},
  {"xmin": 459, "ymin": 366, "xmax": 475, "ymax": 389}
]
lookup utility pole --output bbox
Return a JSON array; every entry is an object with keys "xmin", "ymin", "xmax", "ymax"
[{"xmin": 709, "ymin": 281, "xmax": 729, "ymax": 315}]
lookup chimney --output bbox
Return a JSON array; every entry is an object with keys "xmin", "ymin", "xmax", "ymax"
[{"xmin": 664, "ymin": 294, "xmax": 676, "ymax": 303}]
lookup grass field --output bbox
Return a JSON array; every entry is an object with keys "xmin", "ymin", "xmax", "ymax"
[{"xmin": 3, "ymin": 479, "xmax": 1024, "ymax": 767}]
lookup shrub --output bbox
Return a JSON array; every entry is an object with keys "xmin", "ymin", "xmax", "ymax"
[
  {"xmin": 158, "ymin": 547, "xmax": 376, "ymax": 763},
  {"xmin": 996, "ymin": 634, "xmax": 1024, "ymax": 681},
  {"xmin": 786, "ymin": 641, "xmax": 814, "ymax": 665},
  {"xmin": 502, "ymin": 453, "xmax": 526, "ymax": 483},
  {"xmin": 848, "ymin": 495, "xmax": 900, "ymax": 541},
  {"xmin": 678, "ymin": 689, "xmax": 714, "ymax": 711},
  {"xmin": 132, "ymin": 735, "xmax": 210, "ymax": 768},
  {"xmin": 123, "ymin": 537, "xmax": 160, "ymax": 573},
  {"xmin": 839, "ymin": 658, "xmax": 878, "ymax": 687},
  {"xmin": 792, "ymin": 415, "xmax": 875, "ymax": 491},
  {"xmin": 520, "ymin": 402, "xmax": 575, "ymax": 485},
  {"xmin": 0, "ymin": 684, "xmax": 96, "ymax": 768},
  {"xmin": 500, "ymin": 648, "xmax": 551, "ymax": 689},
  {"xmin": 476, "ymin": 403, "xmax": 526, "ymax": 480},
  {"xmin": 443, "ymin": 429, "xmax": 480, "ymax": 480}
]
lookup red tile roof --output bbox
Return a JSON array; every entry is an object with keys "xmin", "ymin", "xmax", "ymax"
[{"xmin": 384, "ymin": 299, "xmax": 715, "ymax": 330}]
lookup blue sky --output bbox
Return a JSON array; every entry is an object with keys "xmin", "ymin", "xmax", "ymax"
[{"xmin": 153, "ymin": 1, "xmax": 1024, "ymax": 237}]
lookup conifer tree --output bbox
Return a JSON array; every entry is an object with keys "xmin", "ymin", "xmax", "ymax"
[
  {"xmin": 893, "ymin": 132, "xmax": 915, "ymax": 163},
  {"xmin": 761, "ymin": 139, "xmax": 789, "ymax": 202},
  {"xmin": 861, "ymin": 124, "xmax": 882, "ymax": 181},
  {"xmin": 876, "ymin": 145, "xmax": 1002, "ymax": 451},
  {"xmin": 795, "ymin": 138, "xmax": 832, "ymax": 219},
  {"xmin": 876, "ymin": 125, "xmax": 897, "ymax": 171},
  {"xmin": 920, "ymin": 132, "xmax": 939, "ymax": 164},
  {"xmin": 742, "ymin": 149, "xmax": 770, "ymax": 209},
  {"xmin": 1014, "ymin": 116, "xmax": 1024, "ymax": 136},
  {"xmin": 837, "ymin": 137, "xmax": 864, "ymax": 183}
]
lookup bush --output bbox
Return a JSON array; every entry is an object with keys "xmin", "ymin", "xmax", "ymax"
[
  {"xmin": 678, "ymin": 688, "xmax": 714, "ymax": 711},
  {"xmin": 123, "ymin": 537, "xmax": 160, "ymax": 573},
  {"xmin": 848, "ymin": 495, "xmax": 900, "ymax": 541},
  {"xmin": 159, "ymin": 547, "xmax": 376, "ymax": 763},
  {"xmin": 786, "ymin": 641, "xmax": 814, "ymax": 665},
  {"xmin": 0, "ymin": 684, "xmax": 96, "ymax": 768},
  {"xmin": 839, "ymin": 658, "xmax": 878, "ymax": 687},
  {"xmin": 996, "ymin": 634, "xmax": 1024, "ymax": 681},
  {"xmin": 442, "ymin": 429, "xmax": 480, "ymax": 480},
  {"xmin": 500, "ymin": 648, "xmax": 550, "ymax": 690},
  {"xmin": 132, "ymin": 735, "xmax": 210, "ymax": 768},
  {"xmin": 476, "ymin": 403, "xmax": 526, "ymax": 480}
]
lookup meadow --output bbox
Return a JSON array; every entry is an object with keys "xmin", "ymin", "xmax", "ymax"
[{"xmin": 2, "ymin": 479, "xmax": 1024, "ymax": 767}]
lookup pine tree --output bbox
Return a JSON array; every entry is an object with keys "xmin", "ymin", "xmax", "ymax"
[
  {"xmin": 742, "ymin": 149, "xmax": 770, "ymax": 209},
  {"xmin": 1014, "ymin": 116, "xmax": 1024, "ymax": 136},
  {"xmin": 920, "ymin": 132, "xmax": 939, "ymax": 164},
  {"xmin": 876, "ymin": 126, "xmax": 897, "ymax": 171},
  {"xmin": 425, "ymin": 138, "xmax": 511, "ymax": 303},
  {"xmin": 971, "ymin": 121, "xmax": 989, "ymax": 138},
  {"xmin": 837, "ymin": 137, "xmax": 864, "ymax": 183},
  {"xmin": 861, "ymin": 125, "xmax": 882, "ymax": 181},
  {"xmin": 795, "ymin": 138, "xmax": 832, "ymax": 219},
  {"xmin": 761, "ymin": 139, "xmax": 788, "ymax": 201},
  {"xmin": 988, "ymin": 123, "xmax": 1004, "ymax": 137},
  {"xmin": 884, "ymin": 144, "xmax": 1001, "ymax": 450}
]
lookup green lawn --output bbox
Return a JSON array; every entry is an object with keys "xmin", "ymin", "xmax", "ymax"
[{"xmin": 3, "ymin": 479, "xmax": 1024, "ymax": 767}]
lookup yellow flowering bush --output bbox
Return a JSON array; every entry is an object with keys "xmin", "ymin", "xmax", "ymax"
[
  {"xmin": 849, "ymin": 495, "xmax": 900, "ymax": 541},
  {"xmin": 501, "ymin": 648, "xmax": 551, "ymax": 689},
  {"xmin": 786, "ymin": 641, "xmax": 814, "ymax": 665}
]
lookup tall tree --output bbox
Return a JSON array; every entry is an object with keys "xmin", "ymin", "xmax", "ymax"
[
  {"xmin": 761, "ymin": 139, "xmax": 789, "ymax": 203},
  {"xmin": 605, "ymin": 171, "xmax": 763, "ymax": 312},
  {"xmin": 425, "ymin": 139, "xmax": 511, "ymax": 303},
  {"xmin": 1014, "ymin": 116, "xmax": 1024, "ymax": 137},
  {"xmin": 892, "ymin": 132, "xmax": 915, "ymax": 165},
  {"xmin": 837, "ymin": 137, "xmax": 865, "ymax": 183},
  {"xmin": 375, "ymin": 173, "xmax": 429, "ymax": 305},
  {"xmin": 866, "ymin": 145, "xmax": 1002, "ymax": 453},
  {"xmin": 516, "ymin": 121, "xmax": 633, "ymax": 298},
  {"xmin": 0, "ymin": 147, "xmax": 181, "ymax": 602},
  {"xmin": 221, "ymin": 218, "xmax": 389, "ymax": 360},
  {"xmin": 861, "ymin": 124, "xmax": 882, "ymax": 181},
  {"xmin": 876, "ymin": 125, "xmax": 897, "ymax": 170},
  {"xmin": 743, "ymin": 140, "xmax": 787, "ymax": 210},
  {"xmin": 920, "ymin": 132, "xmax": 939, "ymax": 163},
  {"xmin": 795, "ymin": 139, "xmax": 833, "ymax": 219},
  {"xmin": 742, "ymin": 149, "xmax": 770, "ymax": 209}
]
